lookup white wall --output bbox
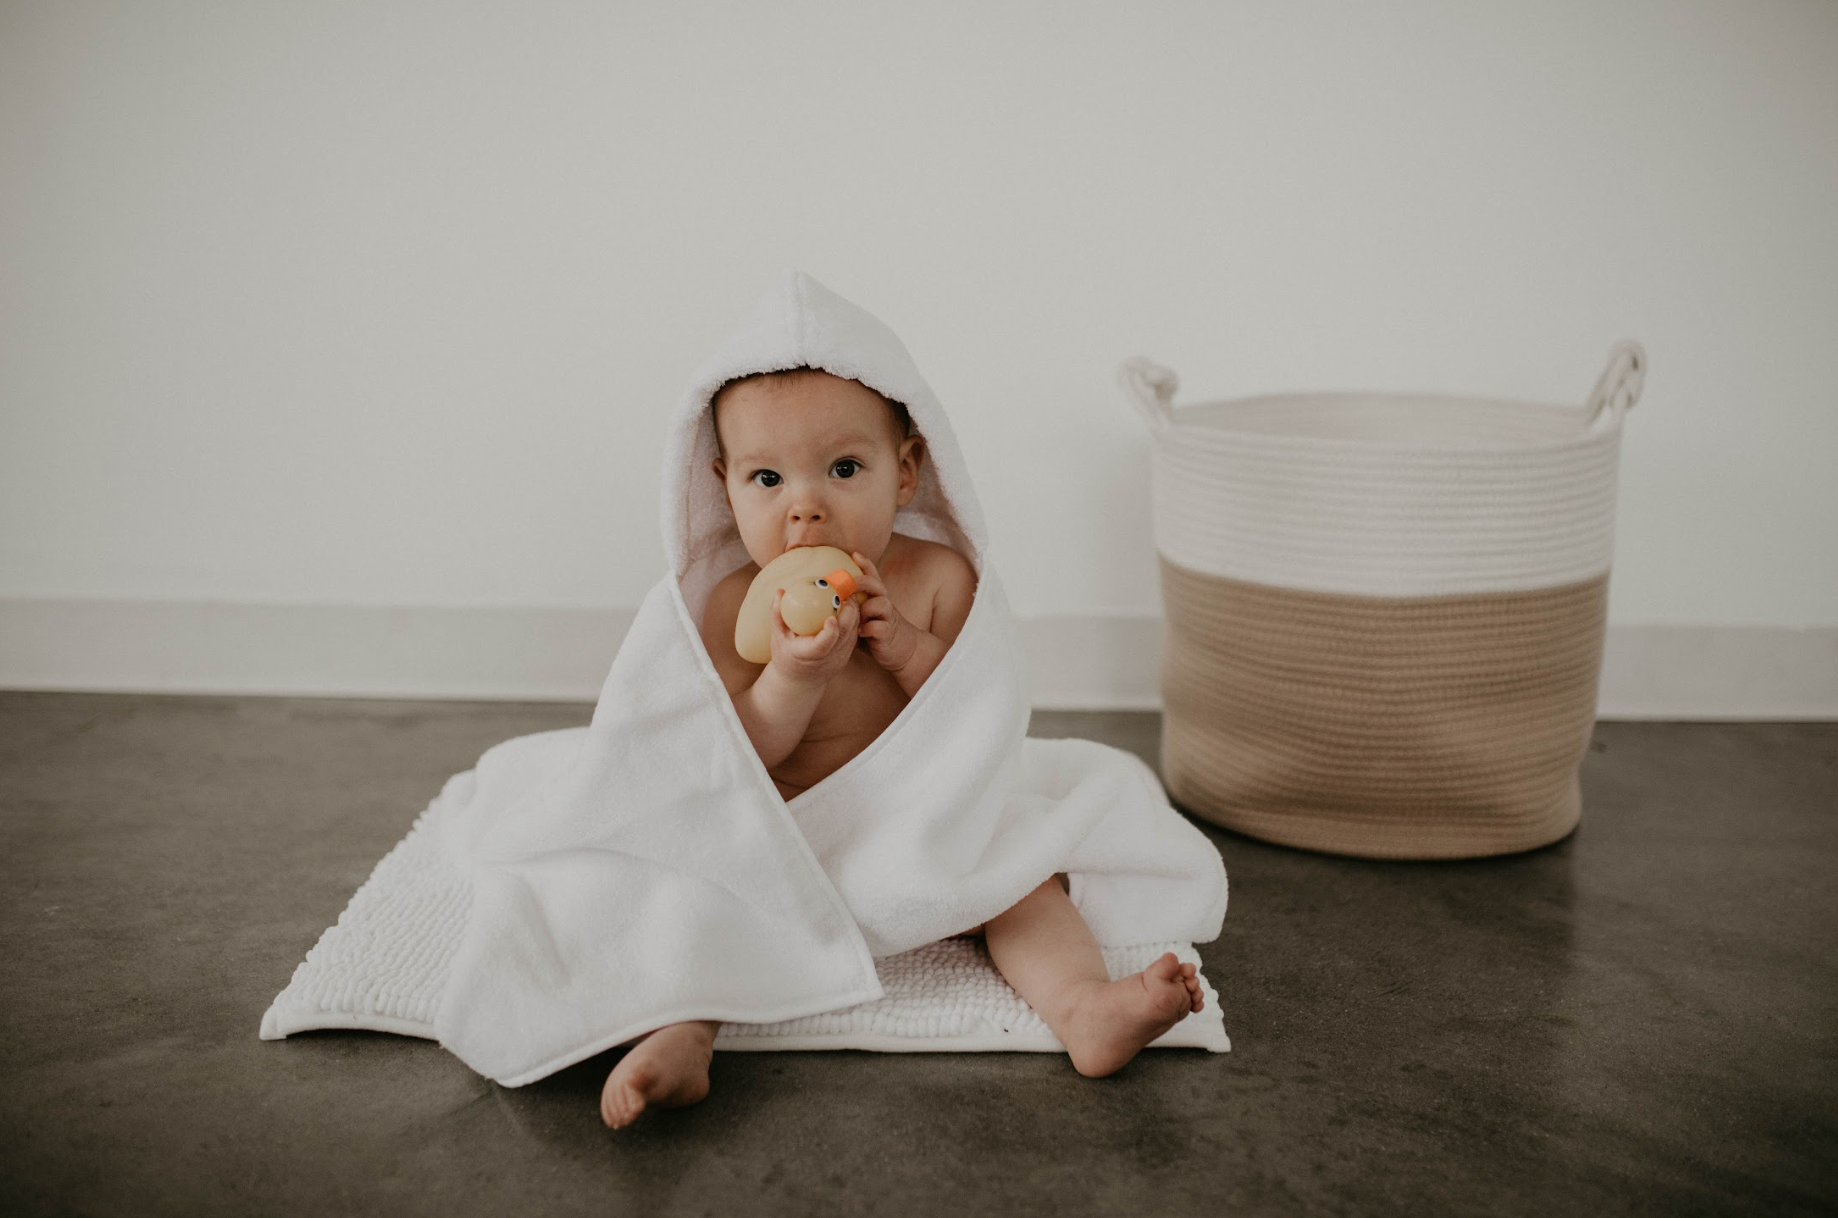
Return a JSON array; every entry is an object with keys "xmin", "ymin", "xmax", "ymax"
[{"xmin": 3, "ymin": 2, "xmax": 1835, "ymax": 707}]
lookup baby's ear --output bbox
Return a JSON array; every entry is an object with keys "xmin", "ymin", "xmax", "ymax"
[
  {"xmin": 711, "ymin": 457, "xmax": 727, "ymax": 482},
  {"xmin": 895, "ymin": 436, "xmax": 924, "ymax": 506}
]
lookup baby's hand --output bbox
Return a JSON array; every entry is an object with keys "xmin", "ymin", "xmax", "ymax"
[
  {"xmin": 850, "ymin": 551, "xmax": 922, "ymax": 675},
  {"xmin": 766, "ymin": 588, "xmax": 859, "ymax": 688}
]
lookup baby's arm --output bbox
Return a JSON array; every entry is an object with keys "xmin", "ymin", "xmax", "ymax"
[
  {"xmin": 701, "ymin": 572, "xmax": 860, "ymax": 768},
  {"xmin": 851, "ymin": 546, "xmax": 977, "ymax": 697}
]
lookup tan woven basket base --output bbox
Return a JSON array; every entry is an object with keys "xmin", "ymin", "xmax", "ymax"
[{"xmin": 1159, "ymin": 560, "xmax": 1608, "ymax": 860}]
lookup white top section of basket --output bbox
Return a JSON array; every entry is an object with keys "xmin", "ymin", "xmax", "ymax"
[{"xmin": 1120, "ymin": 343, "xmax": 1647, "ymax": 599}]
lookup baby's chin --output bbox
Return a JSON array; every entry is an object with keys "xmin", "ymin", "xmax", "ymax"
[{"xmin": 772, "ymin": 539, "xmax": 853, "ymax": 563}]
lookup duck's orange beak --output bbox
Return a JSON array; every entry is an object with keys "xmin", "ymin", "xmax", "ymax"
[{"xmin": 824, "ymin": 569, "xmax": 858, "ymax": 601}]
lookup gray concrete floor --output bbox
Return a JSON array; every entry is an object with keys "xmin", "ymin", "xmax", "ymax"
[{"xmin": 1, "ymin": 692, "xmax": 1833, "ymax": 1217}]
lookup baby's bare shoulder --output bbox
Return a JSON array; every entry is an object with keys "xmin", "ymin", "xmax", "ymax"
[
  {"xmin": 699, "ymin": 564, "xmax": 764, "ymax": 691},
  {"xmin": 886, "ymin": 535, "xmax": 976, "ymax": 640},
  {"xmin": 903, "ymin": 536, "xmax": 975, "ymax": 591},
  {"xmin": 701, "ymin": 564, "xmax": 758, "ymax": 635}
]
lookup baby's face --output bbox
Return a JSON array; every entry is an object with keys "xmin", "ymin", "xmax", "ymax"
[{"xmin": 712, "ymin": 371, "xmax": 921, "ymax": 570}]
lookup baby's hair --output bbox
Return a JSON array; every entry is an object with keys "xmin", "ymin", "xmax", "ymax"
[{"xmin": 710, "ymin": 365, "xmax": 912, "ymax": 458}]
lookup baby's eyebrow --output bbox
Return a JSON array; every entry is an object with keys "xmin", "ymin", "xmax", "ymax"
[{"xmin": 724, "ymin": 431, "xmax": 883, "ymax": 467}]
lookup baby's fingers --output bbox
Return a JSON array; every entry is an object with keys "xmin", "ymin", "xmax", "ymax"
[
  {"xmin": 805, "ymin": 606, "xmax": 856, "ymax": 647},
  {"xmin": 849, "ymin": 551, "xmax": 888, "ymax": 595},
  {"xmin": 792, "ymin": 611, "xmax": 841, "ymax": 645}
]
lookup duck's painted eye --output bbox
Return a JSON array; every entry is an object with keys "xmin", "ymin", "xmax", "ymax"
[
  {"xmin": 816, "ymin": 578, "xmax": 830, "ymax": 589},
  {"xmin": 831, "ymin": 595, "xmax": 841, "ymax": 609},
  {"xmin": 831, "ymin": 459, "xmax": 860, "ymax": 479},
  {"xmin": 749, "ymin": 470, "xmax": 781, "ymax": 488}
]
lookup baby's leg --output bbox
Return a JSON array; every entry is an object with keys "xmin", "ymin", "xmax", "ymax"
[
  {"xmin": 984, "ymin": 879, "xmax": 1203, "ymax": 1078},
  {"xmin": 600, "ymin": 1020, "xmax": 719, "ymax": 1129}
]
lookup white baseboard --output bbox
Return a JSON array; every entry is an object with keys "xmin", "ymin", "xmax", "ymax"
[
  {"xmin": 0, "ymin": 599, "xmax": 634, "ymax": 703},
  {"xmin": 1, "ymin": 599, "xmax": 1834, "ymax": 719}
]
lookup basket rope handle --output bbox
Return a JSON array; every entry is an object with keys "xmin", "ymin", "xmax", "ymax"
[
  {"xmin": 1585, "ymin": 340, "xmax": 1647, "ymax": 426},
  {"xmin": 1119, "ymin": 357, "xmax": 1179, "ymax": 435}
]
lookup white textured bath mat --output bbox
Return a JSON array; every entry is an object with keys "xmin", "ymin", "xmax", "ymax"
[{"xmin": 262, "ymin": 805, "xmax": 1231, "ymax": 1057}]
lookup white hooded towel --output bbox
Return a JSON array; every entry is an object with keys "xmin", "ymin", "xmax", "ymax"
[{"xmin": 263, "ymin": 270, "xmax": 1228, "ymax": 1085}]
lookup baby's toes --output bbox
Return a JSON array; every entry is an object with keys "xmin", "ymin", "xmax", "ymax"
[
  {"xmin": 1176, "ymin": 964, "xmax": 1204, "ymax": 1011},
  {"xmin": 1145, "ymin": 952, "xmax": 1182, "ymax": 984},
  {"xmin": 601, "ymin": 1083, "xmax": 629, "ymax": 1128}
]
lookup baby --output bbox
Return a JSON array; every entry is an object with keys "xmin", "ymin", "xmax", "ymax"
[{"xmin": 601, "ymin": 367, "xmax": 1204, "ymax": 1128}]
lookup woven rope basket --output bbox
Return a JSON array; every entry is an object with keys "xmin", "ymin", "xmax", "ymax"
[{"xmin": 1122, "ymin": 343, "xmax": 1647, "ymax": 860}]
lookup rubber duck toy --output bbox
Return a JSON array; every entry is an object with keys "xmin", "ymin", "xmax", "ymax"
[{"xmin": 733, "ymin": 545, "xmax": 865, "ymax": 664}]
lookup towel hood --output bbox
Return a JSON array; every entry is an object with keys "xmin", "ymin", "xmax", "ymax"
[{"xmin": 661, "ymin": 270, "xmax": 986, "ymax": 604}]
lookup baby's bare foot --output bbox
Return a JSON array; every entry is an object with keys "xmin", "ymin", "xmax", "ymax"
[
  {"xmin": 1059, "ymin": 953, "xmax": 1203, "ymax": 1078},
  {"xmin": 600, "ymin": 1021, "xmax": 717, "ymax": 1129}
]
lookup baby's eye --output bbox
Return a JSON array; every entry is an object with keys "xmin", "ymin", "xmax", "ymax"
[
  {"xmin": 831, "ymin": 459, "xmax": 860, "ymax": 479},
  {"xmin": 749, "ymin": 470, "xmax": 782, "ymax": 488}
]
